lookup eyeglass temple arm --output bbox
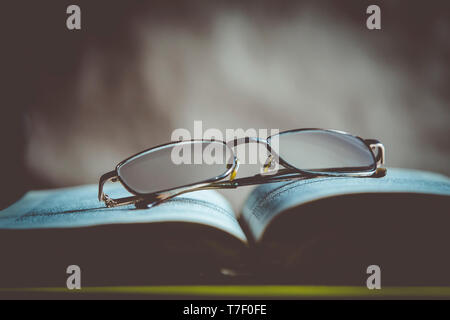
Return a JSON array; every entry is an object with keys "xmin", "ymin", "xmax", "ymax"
[
  {"xmin": 202, "ymin": 169, "xmax": 316, "ymax": 189},
  {"xmin": 98, "ymin": 171, "xmax": 147, "ymax": 207}
]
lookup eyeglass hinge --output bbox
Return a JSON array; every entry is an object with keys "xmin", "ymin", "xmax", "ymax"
[{"xmin": 103, "ymin": 194, "xmax": 117, "ymax": 207}]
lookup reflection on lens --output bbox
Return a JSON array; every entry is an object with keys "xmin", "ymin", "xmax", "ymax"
[
  {"xmin": 117, "ymin": 141, "xmax": 233, "ymax": 194},
  {"xmin": 271, "ymin": 130, "xmax": 376, "ymax": 173}
]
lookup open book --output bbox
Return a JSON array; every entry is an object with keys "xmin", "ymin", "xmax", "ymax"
[{"xmin": 0, "ymin": 168, "xmax": 449, "ymax": 287}]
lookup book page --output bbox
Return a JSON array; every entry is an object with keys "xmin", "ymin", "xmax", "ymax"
[
  {"xmin": 241, "ymin": 168, "xmax": 450, "ymax": 242},
  {"xmin": 0, "ymin": 184, "xmax": 247, "ymax": 243}
]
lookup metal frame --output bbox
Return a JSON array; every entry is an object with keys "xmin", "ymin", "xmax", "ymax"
[{"xmin": 98, "ymin": 128, "xmax": 386, "ymax": 208}]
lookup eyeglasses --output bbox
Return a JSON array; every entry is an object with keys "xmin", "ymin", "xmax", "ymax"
[{"xmin": 98, "ymin": 128, "xmax": 386, "ymax": 208}]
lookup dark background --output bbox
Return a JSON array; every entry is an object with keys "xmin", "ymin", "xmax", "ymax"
[{"xmin": 2, "ymin": 0, "xmax": 449, "ymax": 209}]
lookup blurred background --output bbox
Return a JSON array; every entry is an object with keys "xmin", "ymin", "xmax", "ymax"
[{"xmin": 2, "ymin": 0, "xmax": 449, "ymax": 209}]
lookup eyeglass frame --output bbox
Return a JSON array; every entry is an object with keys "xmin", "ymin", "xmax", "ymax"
[{"xmin": 98, "ymin": 128, "xmax": 386, "ymax": 209}]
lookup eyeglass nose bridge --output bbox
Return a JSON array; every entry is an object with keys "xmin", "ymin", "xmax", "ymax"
[
  {"xmin": 226, "ymin": 136, "xmax": 267, "ymax": 148},
  {"xmin": 227, "ymin": 137, "xmax": 278, "ymax": 171},
  {"xmin": 226, "ymin": 136, "xmax": 279, "ymax": 174}
]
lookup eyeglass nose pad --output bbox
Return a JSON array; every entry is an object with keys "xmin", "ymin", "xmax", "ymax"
[
  {"xmin": 263, "ymin": 155, "xmax": 274, "ymax": 173},
  {"xmin": 229, "ymin": 159, "xmax": 240, "ymax": 181}
]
